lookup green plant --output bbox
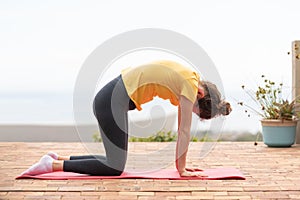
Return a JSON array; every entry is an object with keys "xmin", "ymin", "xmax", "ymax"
[
  {"xmin": 130, "ymin": 131, "xmax": 177, "ymax": 142},
  {"xmin": 190, "ymin": 135, "xmax": 199, "ymax": 142},
  {"xmin": 92, "ymin": 131, "xmax": 177, "ymax": 142},
  {"xmin": 238, "ymin": 75, "xmax": 300, "ymax": 120},
  {"xmin": 191, "ymin": 134, "xmax": 219, "ymax": 142},
  {"xmin": 92, "ymin": 131, "xmax": 102, "ymax": 142}
]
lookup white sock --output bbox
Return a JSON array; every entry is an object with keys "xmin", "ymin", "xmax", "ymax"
[
  {"xmin": 47, "ymin": 152, "xmax": 58, "ymax": 160},
  {"xmin": 21, "ymin": 155, "xmax": 54, "ymax": 176}
]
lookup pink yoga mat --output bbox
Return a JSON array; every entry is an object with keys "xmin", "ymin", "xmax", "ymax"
[{"xmin": 16, "ymin": 168, "xmax": 245, "ymax": 180}]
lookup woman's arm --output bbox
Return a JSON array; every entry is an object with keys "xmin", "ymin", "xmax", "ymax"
[
  {"xmin": 176, "ymin": 96, "xmax": 207, "ymax": 177},
  {"xmin": 176, "ymin": 95, "xmax": 193, "ymax": 175}
]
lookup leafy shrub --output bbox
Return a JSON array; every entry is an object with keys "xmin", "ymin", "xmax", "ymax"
[
  {"xmin": 92, "ymin": 131, "xmax": 177, "ymax": 142},
  {"xmin": 130, "ymin": 131, "xmax": 177, "ymax": 142},
  {"xmin": 92, "ymin": 131, "xmax": 220, "ymax": 142},
  {"xmin": 92, "ymin": 131, "xmax": 102, "ymax": 142},
  {"xmin": 239, "ymin": 75, "xmax": 300, "ymax": 120}
]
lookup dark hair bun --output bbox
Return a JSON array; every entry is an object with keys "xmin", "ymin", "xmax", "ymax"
[
  {"xmin": 197, "ymin": 81, "xmax": 232, "ymax": 119},
  {"xmin": 219, "ymin": 101, "xmax": 232, "ymax": 116}
]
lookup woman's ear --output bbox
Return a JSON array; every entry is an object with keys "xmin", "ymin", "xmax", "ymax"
[{"xmin": 197, "ymin": 86, "xmax": 205, "ymax": 99}]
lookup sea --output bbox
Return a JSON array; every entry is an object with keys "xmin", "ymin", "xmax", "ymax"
[{"xmin": 0, "ymin": 90, "xmax": 261, "ymax": 135}]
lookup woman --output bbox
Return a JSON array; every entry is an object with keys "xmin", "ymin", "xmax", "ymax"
[{"xmin": 22, "ymin": 60, "xmax": 231, "ymax": 177}]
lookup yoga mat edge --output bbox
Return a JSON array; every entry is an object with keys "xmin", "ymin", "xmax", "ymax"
[{"xmin": 16, "ymin": 168, "xmax": 245, "ymax": 180}]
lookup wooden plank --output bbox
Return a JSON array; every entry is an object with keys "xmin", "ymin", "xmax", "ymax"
[{"xmin": 292, "ymin": 40, "xmax": 300, "ymax": 144}]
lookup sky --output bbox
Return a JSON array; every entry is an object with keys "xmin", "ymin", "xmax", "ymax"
[{"xmin": 0, "ymin": 0, "xmax": 300, "ymax": 133}]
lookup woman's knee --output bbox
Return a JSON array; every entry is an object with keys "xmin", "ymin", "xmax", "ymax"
[
  {"xmin": 108, "ymin": 162, "xmax": 125, "ymax": 175},
  {"xmin": 92, "ymin": 167, "xmax": 123, "ymax": 176},
  {"xmin": 109, "ymin": 168, "xmax": 124, "ymax": 176}
]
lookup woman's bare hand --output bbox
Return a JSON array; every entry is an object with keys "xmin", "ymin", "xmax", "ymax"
[
  {"xmin": 185, "ymin": 167, "xmax": 204, "ymax": 172},
  {"xmin": 180, "ymin": 170, "xmax": 207, "ymax": 177}
]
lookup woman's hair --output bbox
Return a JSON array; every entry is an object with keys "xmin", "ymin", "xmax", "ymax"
[{"xmin": 197, "ymin": 81, "xmax": 232, "ymax": 119}]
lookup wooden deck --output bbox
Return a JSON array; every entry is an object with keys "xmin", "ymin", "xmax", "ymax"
[{"xmin": 0, "ymin": 142, "xmax": 300, "ymax": 199}]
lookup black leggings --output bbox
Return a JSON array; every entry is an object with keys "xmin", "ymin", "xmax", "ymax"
[{"xmin": 63, "ymin": 75, "xmax": 136, "ymax": 175}]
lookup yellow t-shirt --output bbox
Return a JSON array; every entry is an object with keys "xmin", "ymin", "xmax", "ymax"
[{"xmin": 121, "ymin": 60, "xmax": 200, "ymax": 111}]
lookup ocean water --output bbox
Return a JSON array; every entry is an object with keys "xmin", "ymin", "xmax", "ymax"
[
  {"xmin": 0, "ymin": 90, "xmax": 261, "ymax": 133},
  {"xmin": 0, "ymin": 91, "xmax": 74, "ymax": 124}
]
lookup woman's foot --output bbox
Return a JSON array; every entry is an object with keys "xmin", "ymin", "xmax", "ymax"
[
  {"xmin": 21, "ymin": 155, "xmax": 54, "ymax": 176},
  {"xmin": 47, "ymin": 152, "xmax": 70, "ymax": 161},
  {"xmin": 47, "ymin": 152, "xmax": 58, "ymax": 160}
]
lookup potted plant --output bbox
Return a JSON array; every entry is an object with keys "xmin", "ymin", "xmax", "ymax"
[{"xmin": 239, "ymin": 75, "xmax": 300, "ymax": 147}]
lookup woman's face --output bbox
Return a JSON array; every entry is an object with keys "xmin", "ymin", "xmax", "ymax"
[
  {"xmin": 193, "ymin": 84, "xmax": 205, "ymax": 117},
  {"xmin": 192, "ymin": 101, "xmax": 200, "ymax": 116},
  {"xmin": 197, "ymin": 85, "xmax": 205, "ymax": 99},
  {"xmin": 193, "ymin": 84, "xmax": 205, "ymax": 116}
]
